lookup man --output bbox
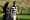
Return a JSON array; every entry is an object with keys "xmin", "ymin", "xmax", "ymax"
[{"xmin": 10, "ymin": 1, "xmax": 18, "ymax": 20}]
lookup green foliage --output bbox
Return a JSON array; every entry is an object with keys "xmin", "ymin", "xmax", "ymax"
[
  {"xmin": 0, "ymin": 9, "xmax": 3, "ymax": 13},
  {"xmin": 17, "ymin": 5, "xmax": 30, "ymax": 15}
]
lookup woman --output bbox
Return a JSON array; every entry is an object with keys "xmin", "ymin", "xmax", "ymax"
[{"xmin": 3, "ymin": 2, "xmax": 10, "ymax": 20}]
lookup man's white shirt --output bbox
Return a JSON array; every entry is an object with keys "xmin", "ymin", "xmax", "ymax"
[{"xmin": 10, "ymin": 7, "xmax": 17, "ymax": 16}]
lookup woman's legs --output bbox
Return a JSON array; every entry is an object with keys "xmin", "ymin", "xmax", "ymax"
[{"xmin": 6, "ymin": 15, "xmax": 10, "ymax": 20}]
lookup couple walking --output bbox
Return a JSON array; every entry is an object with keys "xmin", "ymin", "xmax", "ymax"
[{"xmin": 3, "ymin": 1, "xmax": 18, "ymax": 20}]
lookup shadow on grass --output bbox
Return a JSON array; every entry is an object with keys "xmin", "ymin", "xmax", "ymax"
[
  {"xmin": 0, "ymin": 17, "xmax": 30, "ymax": 20},
  {"xmin": 20, "ymin": 18, "xmax": 30, "ymax": 20},
  {"xmin": 0, "ymin": 17, "xmax": 3, "ymax": 20},
  {"xmin": 16, "ymin": 18, "xmax": 30, "ymax": 20}
]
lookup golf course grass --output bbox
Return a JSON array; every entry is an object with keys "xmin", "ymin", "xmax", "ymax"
[{"xmin": 0, "ymin": 13, "xmax": 30, "ymax": 20}]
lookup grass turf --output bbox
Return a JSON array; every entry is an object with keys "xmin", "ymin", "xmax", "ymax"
[
  {"xmin": 0, "ymin": 13, "xmax": 30, "ymax": 20},
  {"xmin": 0, "ymin": 13, "xmax": 4, "ymax": 20}
]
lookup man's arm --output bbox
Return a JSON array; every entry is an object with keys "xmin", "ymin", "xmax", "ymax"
[
  {"xmin": 16, "ymin": 11, "xmax": 18, "ymax": 16},
  {"xmin": 16, "ymin": 10, "xmax": 19, "ymax": 20}
]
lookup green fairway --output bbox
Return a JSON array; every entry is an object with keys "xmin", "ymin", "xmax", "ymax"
[
  {"xmin": 0, "ymin": 13, "xmax": 30, "ymax": 20},
  {"xmin": 19, "ymin": 15, "xmax": 30, "ymax": 19}
]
